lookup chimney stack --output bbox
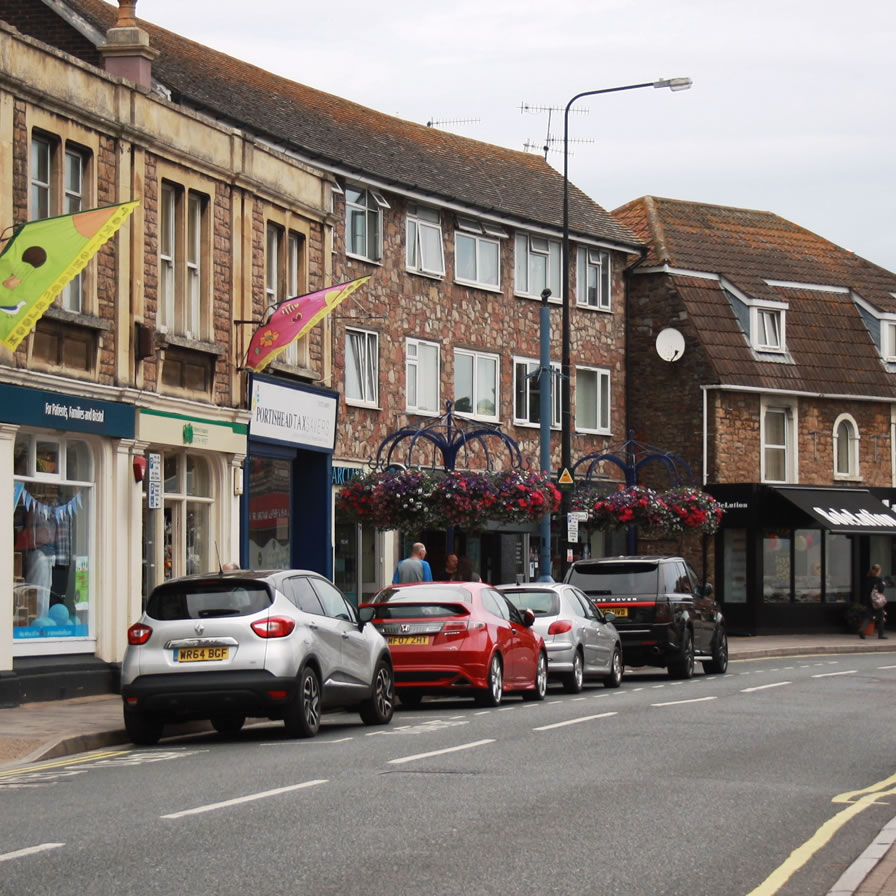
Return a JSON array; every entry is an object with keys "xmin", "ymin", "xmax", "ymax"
[{"xmin": 98, "ymin": 0, "xmax": 159, "ymax": 89}]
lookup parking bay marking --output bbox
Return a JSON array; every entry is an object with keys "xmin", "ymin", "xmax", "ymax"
[
  {"xmin": 651, "ymin": 696, "xmax": 718, "ymax": 707},
  {"xmin": 741, "ymin": 681, "xmax": 792, "ymax": 693},
  {"xmin": 161, "ymin": 779, "xmax": 328, "ymax": 819},
  {"xmin": 812, "ymin": 670, "xmax": 856, "ymax": 678},
  {"xmin": 0, "ymin": 843, "xmax": 65, "ymax": 864},
  {"xmin": 388, "ymin": 739, "xmax": 495, "ymax": 765},
  {"xmin": 534, "ymin": 711, "xmax": 617, "ymax": 731}
]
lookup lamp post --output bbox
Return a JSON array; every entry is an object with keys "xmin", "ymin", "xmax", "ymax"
[
  {"xmin": 538, "ymin": 287, "xmax": 554, "ymax": 582},
  {"xmin": 559, "ymin": 77, "xmax": 691, "ymax": 573}
]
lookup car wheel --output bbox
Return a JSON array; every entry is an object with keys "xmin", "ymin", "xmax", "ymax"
[
  {"xmin": 211, "ymin": 713, "xmax": 246, "ymax": 736},
  {"xmin": 123, "ymin": 709, "xmax": 163, "ymax": 746},
  {"xmin": 563, "ymin": 650, "xmax": 584, "ymax": 694},
  {"xmin": 475, "ymin": 653, "xmax": 503, "ymax": 706},
  {"xmin": 668, "ymin": 629, "xmax": 695, "ymax": 680},
  {"xmin": 522, "ymin": 650, "xmax": 548, "ymax": 701},
  {"xmin": 283, "ymin": 665, "xmax": 321, "ymax": 738},
  {"xmin": 702, "ymin": 628, "xmax": 729, "ymax": 675},
  {"xmin": 399, "ymin": 691, "xmax": 423, "ymax": 708},
  {"xmin": 603, "ymin": 646, "xmax": 623, "ymax": 688},
  {"xmin": 359, "ymin": 659, "xmax": 395, "ymax": 725}
]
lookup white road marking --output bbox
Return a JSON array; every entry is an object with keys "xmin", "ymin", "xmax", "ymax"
[
  {"xmin": 742, "ymin": 681, "xmax": 791, "ymax": 693},
  {"xmin": 0, "ymin": 843, "xmax": 65, "ymax": 863},
  {"xmin": 161, "ymin": 780, "xmax": 327, "ymax": 818},
  {"xmin": 260, "ymin": 737, "xmax": 351, "ymax": 747},
  {"xmin": 879, "ymin": 664, "xmax": 896, "ymax": 670},
  {"xmin": 388, "ymin": 739, "xmax": 495, "ymax": 765},
  {"xmin": 651, "ymin": 696, "xmax": 718, "ymax": 707},
  {"xmin": 534, "ymin": 712, "xmax": 617, "ymax": 731},
  {"xmin": 812, "ymin": 670, "xmax": 856, "ymax": 678}
]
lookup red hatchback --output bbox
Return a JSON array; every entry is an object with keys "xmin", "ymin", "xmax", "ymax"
[{"xmin": 364, "ymin": 582, "xmax": 548, "ymax": 707}]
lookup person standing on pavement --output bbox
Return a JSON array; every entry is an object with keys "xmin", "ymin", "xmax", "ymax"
[
  {"xmin": 439, "ymin": 553, "xmax": 460, "ymax": 580},
  {"xmin": 861, "ymin": 563, "xmax": 888, "ymax": 640},
  {"xmin": 393, "ymin": 542, "xmax": 433, "ymax": 584}
]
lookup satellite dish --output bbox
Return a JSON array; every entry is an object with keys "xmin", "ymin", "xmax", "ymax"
[{"xmin": 655, "ymin": 328, "xmax": 685, "ymax": 362}]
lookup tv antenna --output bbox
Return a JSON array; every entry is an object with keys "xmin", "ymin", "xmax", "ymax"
[
  {"xmin": 426, "ymin": 117, "xmax": 480, "ymax": 129},
  {"xmin": 520, "ymin": 102, "xmax": 593, "ymax": 161}
]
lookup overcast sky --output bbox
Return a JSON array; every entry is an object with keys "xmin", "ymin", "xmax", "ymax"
[{"xmin": 137, "ymin": 0, "xmax": 896, "ymax": 272}]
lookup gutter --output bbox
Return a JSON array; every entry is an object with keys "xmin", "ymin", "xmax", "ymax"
[{"xmin": 623, "ymin": 246, "xmax": 650, "ymax": 442}]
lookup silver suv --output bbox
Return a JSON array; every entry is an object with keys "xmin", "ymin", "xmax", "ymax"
[{"xmin": 121, "ymin": 569, "xmax": 394, "ymax": 745}]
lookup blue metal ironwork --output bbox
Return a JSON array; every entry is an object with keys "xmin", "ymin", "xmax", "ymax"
[{"xmin": 571, "ymin": 430, "xmax": 693, "ymax": 488}]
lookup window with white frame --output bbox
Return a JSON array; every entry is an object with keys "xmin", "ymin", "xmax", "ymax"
[
  {"xmin": 762, "ymin": 404, "xmax": 794, "ymax": 482},
  {"xmin": 514, "ymin": 357, "xmax": 561, "ymax": 427},
  {"xmin": 455, "ymin": 218, "xmax": 505, "ymax": 288},
  {"xmin": 576, "ymin": 247, "xmax": 611, "ymax": 310},
  {"xmin": 346, "ymin": 186, "xmax": 388, "ymax": 261},
  {"xmin": 406, "ymin": 204, "xmax": 445, "ymax": 276},
  {"xmin": 833, "ymin": 414, "xmax": 859, "ymax": 478},
  {"xmin": 515, "ymin": 233, "xmax": 561, "ymax": 299},
  {"xmin": 454, "ymin": 349, "xmax": 499, "ymax": 420},
  {"xmin": 881, "ymin": 320, "xmax": 896, "ymax": 361},
  {"xmin": 345, "ymin": 328, "xmax": 379, "ymax": 406},
  {"xmin": 265, "ymin": 223, "xmax": 307, "ymax": 366},
  {"xmin": 406, "ymin": 338, "xmax": 440, "ymax": 413},
  {"xmin": 158, "ymin": 180, "xmax": 209, "ymax": 340},
  {"xmin": 752, "ymin": 305, "xmax": 785, "ymax": 353},
  {"xmin": 576, "ymin": 367, "xmax": 611, "ymax": 432},
  {"xmin": 31, "ymin": 133, "xmax": 92, "ymax": 313}
]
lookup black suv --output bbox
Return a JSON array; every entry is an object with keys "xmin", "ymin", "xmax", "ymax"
[{"xmin": 564, "ymin": 556, "xmax": 727, "ymax": 678}]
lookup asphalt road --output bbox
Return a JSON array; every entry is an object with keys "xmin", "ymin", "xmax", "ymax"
[{"xmin": 1, "ymin": 653, "xmax": 895, "ymax": 896}]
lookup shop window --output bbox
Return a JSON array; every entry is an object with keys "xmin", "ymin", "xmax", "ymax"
[
  {"xmin": 793, "ymin": 530, "xmax": 822, "ymax": 602},
  {"xmin": 761, "ymin": 529, "xmax": 792, "ymax": 602},
  {"xmin": 722, "ymin": 529, "xmax": 748, "ymax": 603},
  {"xmin": 13, "ymin": 433, "xmax": 94, "ymax": 644},
  {"xmin": 248, "ymin": 455, "xmax": 292, "ymax": 569}
]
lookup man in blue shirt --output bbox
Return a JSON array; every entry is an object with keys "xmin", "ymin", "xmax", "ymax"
[{"xmin": 393, "ymin": 542, "xmax": 433, "ymax": 584}]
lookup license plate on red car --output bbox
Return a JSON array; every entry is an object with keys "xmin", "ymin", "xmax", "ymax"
[{"xmin": 387, "ymin": 635, "xmax": 430, "ymax": 646}]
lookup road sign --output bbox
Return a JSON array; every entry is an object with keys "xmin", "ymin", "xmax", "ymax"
[{"xmin": 557, "ymin": 467, "xmax": 574, "ymax": 491}]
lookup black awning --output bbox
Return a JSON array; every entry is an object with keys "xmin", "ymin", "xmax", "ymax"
[{"xmin": 773, "ymin": 487, "xmax": 896, "ymax": 534}]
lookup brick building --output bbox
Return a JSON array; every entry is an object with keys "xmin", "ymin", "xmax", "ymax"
[{"xmin": 615, "ymin": 196, "xmax": 896, "ymax": 634}]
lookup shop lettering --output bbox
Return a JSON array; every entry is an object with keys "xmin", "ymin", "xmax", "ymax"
[
  {"xmin": 44, "ymin": 401, "xmax": 105, "ymax": 423},
  {"xmin": 254, "ymin": 405, "xmax": 330, "ymax": 437},
  {"xmin": 812, "ymin": 506, "xmax": 896, "ymax": 528}
]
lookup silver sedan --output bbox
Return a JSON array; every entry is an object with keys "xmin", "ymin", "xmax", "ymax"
[{"xmin": 498, "ymin": 582, "xmax": 623, "ymax": 692}]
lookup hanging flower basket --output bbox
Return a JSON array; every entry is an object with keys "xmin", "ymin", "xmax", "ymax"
[
  {"xmin": 584, "ymin": 484, "xmax": 723, "ymax": 535},
  {"xmin": 335, "ymin": 468, "xmax": 561, "ymax": 532},
  {"xmin": 662, "ymin": 486, "xmax": 724, "ymax": 535}
]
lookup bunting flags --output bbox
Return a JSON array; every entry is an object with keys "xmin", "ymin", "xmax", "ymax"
[
  {"xmin": 245, "ymin": 276, "xmax": 371, "ymax": 372},
  {"xmin": 0, "ymin": 201, "xmax": 138, "ymax": 351}
]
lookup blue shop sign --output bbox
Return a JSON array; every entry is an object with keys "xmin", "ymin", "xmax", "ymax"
[
  {"xmin": 332, "ymin": 466, "xmax": 364, "ymax": 485},
  {"xmin": 0, "ymin": 383, "xmax": 135, "ymax": 438}
]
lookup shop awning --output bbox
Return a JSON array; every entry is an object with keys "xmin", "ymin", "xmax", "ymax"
[{"xmin": 773, "ymin": 487, "xmax": 896, "ymax": 534}]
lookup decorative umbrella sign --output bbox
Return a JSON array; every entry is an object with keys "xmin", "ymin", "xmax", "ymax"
[{"xmin": 0, "ymin": 201, "xmax": 139, "ymax": 351}]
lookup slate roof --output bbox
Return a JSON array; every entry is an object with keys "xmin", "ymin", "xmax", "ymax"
[
  {"xmin": 614, "ymin": 197, "xmax": 896, "ymax": 397},
  {"xmin": 38, "ymin": 0, "xmax": 640, "ymax": 249}
]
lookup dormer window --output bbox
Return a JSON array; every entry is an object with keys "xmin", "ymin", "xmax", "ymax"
[
  {"xmin": 751, "ymin": 304, "xmax": 786, "ymax": 353},
  {"xmin": 881, "ymin": 320, "xmax": 896, "ymax": 361}
]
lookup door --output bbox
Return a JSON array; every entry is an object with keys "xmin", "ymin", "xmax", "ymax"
[{"xmin": 570, "ymin": 587, "xmax": 610, "ymax": 672}]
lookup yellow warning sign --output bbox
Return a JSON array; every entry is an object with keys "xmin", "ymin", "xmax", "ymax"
[{"xmin": 557, "ymin": 468, "xmax": 574, "ymax": 491}]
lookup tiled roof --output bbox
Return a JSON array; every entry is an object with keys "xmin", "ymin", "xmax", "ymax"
[
  {"xmin": 615, "ymin": 197, "xmax": 896, "ymax": 398},
  {"xmin": 614, "ymin": 196, "xmax": 896, "ymax": 309},
  {"xmin": 53, "ymin": 0, "xmax": 640, "ymax": 249}
]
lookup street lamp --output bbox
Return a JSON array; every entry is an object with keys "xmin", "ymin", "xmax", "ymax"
[{"xmin": 559, "ymin": 77, "xmax": 692, "ymax": 572}]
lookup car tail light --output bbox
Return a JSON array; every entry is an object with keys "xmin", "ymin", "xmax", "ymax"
[
  {"xmin": 127, "ymin": 622, "xmax": 152, "ymax": 645},
  {"xmin": 654, "ymin": 602, "xmax": 672, "ymax": 622},
  {"xmin": 441, "ymin": 621, "xmax": 469, "ymax": 636},
  {"xmin": 548, "ymin": 620, "xmax": 573, "ymax": 635},
  {"xmin": 251, "ymin": 617, "xmax": 296, "ymax": 638}
]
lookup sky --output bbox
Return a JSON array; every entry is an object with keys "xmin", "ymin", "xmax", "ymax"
[{"xmin": 137, "ymin": 0, "xmax": 896, "ymax": 272}]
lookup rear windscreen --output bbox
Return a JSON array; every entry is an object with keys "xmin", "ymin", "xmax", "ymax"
[
  {"xmin": 372, "ymin": 585, "xmax": 472, "ymax": 604},
  {"xmin": 146, "ymin": 581, "xmax": 273, "ymax": 620},
  {"xmin": 371, "ymin": 603, "xmax": 469, "ymax": 620},
  {"xmin": 502, "ymin": 591, "xmax": 559, "ymax": 616},
  {"xmin": 566, "ymin": 563, "xmax": 659, "ymax": 597}
]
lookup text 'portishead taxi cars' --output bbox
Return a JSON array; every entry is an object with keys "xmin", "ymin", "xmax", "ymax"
[
  {"xmin": 363, "ymin": 582, "xmax": 548, "ymax": 707},
  {"xmin": 121, "ymin": 569, "xmax": 394, "ymax": 744}
]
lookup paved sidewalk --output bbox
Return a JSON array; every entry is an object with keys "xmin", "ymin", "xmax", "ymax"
[{"xmin": 1, "ymin": 633, "xmax": 894, "ymax": 895}]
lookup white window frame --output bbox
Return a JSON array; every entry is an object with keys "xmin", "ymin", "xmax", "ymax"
[
  {"xmin": 575, "ymin": 366, "xmax": 611, "ymax": 433},
  {"xmin": 406, "ymin": 338, "xmax": 441, "ymax": 414},
  {"xmin": 61, "ymin": 148, "xmax": 86, "ymax": 312},
  {"xmin": 515, "ymin": 233, "xmax": 561, "ymax": 299},
  {"xmin": 345, "ymin": 327, "xmax": 379, "ymax": 407},
  {"xmin": 576, "ymin": 247, "xmax": 611, "ymax": 310},
  {"xmin": 345, "ymin": 186, "xmax": 388, "ymax": 262},
  {"xmin": 454, "ymin": 348, "xmax": 499, "ymax": 421},
  {"xmin": 761, "ymin": 402, "xmax": 796, "ymax": 483},
  {"xmin": 264, "ymin": 223, "xmax": 308, "ymax": 366},
  {"xmin": 881, "ymin": 320, "xmax": 896, "ymax": 361},
  {"xmin": 751, "ymin": 304, "xmax": 786, "ymax": 353},
  {"xmin": 454, "ymin": 218, "xmax": 503, "ymax": 289},
  {"xmin": 514, "ymin": 357, "xmax": 561, "ymax": 428},
  {"xmin": 158, "ymin": 179, "xmax": 209, "ymax": 340},
  {"xmin": 833, "ymin": 414, "xmax": 860, "ymax": 479},
  {"xmin": 406, "ymin": 204, "xmax": 445, "ymax": 276}
]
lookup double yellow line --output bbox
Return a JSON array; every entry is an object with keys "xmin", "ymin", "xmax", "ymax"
[{"xmin": 0, "ymin": 749, "xmax": 131, "ymax": 779}]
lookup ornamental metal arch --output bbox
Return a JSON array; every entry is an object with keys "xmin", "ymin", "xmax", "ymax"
[
  {"xmin": 374, "ymin": 401, "xmax": 525, "ymax": 473},
  {"xmin": 571, "ymin": 430, "xmax": 694, "ymax": 488}
]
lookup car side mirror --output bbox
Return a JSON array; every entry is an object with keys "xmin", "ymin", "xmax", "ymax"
[
  {"xmin": 521, "ymin": 608, "xmax": 536, "ymax": 628},
  {"xmin": 702, "ymin": 583, "xmax": 714, "ymax": 597},
  {"xmin": 358, "ymin": 605, "xmax": 375, "ymax": 628},
  {"xmin": 604, "ymin": 611, "xmax": 616, "ymax": 623}
]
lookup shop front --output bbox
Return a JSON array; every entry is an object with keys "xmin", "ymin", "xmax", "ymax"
[
  {"xmin": 245, "ymin": 375, "xmax": 338, "ymax": 578},
  {"xmin": 707, "ymin": 483, "xmax": 896, "ymax": 634},
  {"xmin": 2, "ymin": 382, "xmax": 136, "ymax": 704}
]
